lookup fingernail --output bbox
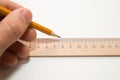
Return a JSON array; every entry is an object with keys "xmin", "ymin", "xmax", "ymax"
[{"xmin": 22, "ymin": 9, "xmax": 32, "ymax": 25}]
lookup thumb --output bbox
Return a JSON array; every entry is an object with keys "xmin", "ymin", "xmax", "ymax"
[{"xmin": 0, "ymin": 8, "xmax": 32, "ymax": 56}]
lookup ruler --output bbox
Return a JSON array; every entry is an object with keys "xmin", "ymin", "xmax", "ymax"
[{"xmin": 22, "ymin": 38, "xmax": 120, "ymax": 57}]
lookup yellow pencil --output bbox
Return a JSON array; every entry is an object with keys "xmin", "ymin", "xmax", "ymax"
[{"xmin": 0, "ymin": 6, "xmax": 60, "ymax": 38}]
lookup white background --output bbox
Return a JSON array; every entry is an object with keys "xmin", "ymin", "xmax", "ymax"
[{"xmin": 0, "ymin": 0, "xmax": 120, "ymax": 80}]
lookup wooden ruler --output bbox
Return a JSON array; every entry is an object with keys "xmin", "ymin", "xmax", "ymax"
[{"xmin": 22, "ymin": 38, "xmax": 120, "ymax": 57}]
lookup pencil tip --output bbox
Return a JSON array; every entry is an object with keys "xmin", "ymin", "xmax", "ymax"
[
  {"xmin": 57, "ymin": 36, "xmax": 61, "ymax": 38},
  {"xmin": 51, "ymin": 32, "xmax": 61, "ymax": 38}
]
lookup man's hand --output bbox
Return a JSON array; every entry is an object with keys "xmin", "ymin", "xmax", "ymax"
[{"xmin": 0, "ymin": 0, "xmax": 36, "ymax": 66}]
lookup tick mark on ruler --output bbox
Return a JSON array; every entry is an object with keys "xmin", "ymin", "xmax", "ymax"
[
  {"xmin": 77, "ymin": 45, "xmax": 81, "ymax": 48},
  {"xmin": 69, "ymin": 46, "xmax": 72, "ymax": 48},
  {"xmin": 45, "ymin": 46, "xmax": 48, "ymax": 48},
  {"xmin": 61, "ymin": 45, "xmax": 64, "ymax": 48},
  {"xmin": 101, "ymin": 45, "xmax": 105, "ymax": 48}
]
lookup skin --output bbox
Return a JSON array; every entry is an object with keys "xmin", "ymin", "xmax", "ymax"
[{"xmin": 0, "ymin": 0, "xmax": 36, "ymax": 66}]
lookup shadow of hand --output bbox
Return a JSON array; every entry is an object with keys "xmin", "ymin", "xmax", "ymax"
[{"xmin": 0, "ymin": 57, "xmax": 30, "ymax": 80}]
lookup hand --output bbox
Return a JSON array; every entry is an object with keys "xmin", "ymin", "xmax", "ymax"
[{"xmin": 0, "ymin": 0, "xmax": 36, "ymax": 66}]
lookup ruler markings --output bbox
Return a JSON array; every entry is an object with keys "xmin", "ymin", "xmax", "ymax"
[{"xmin": 21, "ymin": 38, "xmax": 120, "ymax": 56}]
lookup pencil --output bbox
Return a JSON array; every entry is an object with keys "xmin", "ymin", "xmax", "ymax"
[{"xmin": 0, "ymin": 6, "xmax": 60, "ymax": 38}]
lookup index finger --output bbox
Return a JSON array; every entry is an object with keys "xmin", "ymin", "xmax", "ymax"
[{"xmin": 0, "ymin": 0, "xmax": 23, "ymax": 10}]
